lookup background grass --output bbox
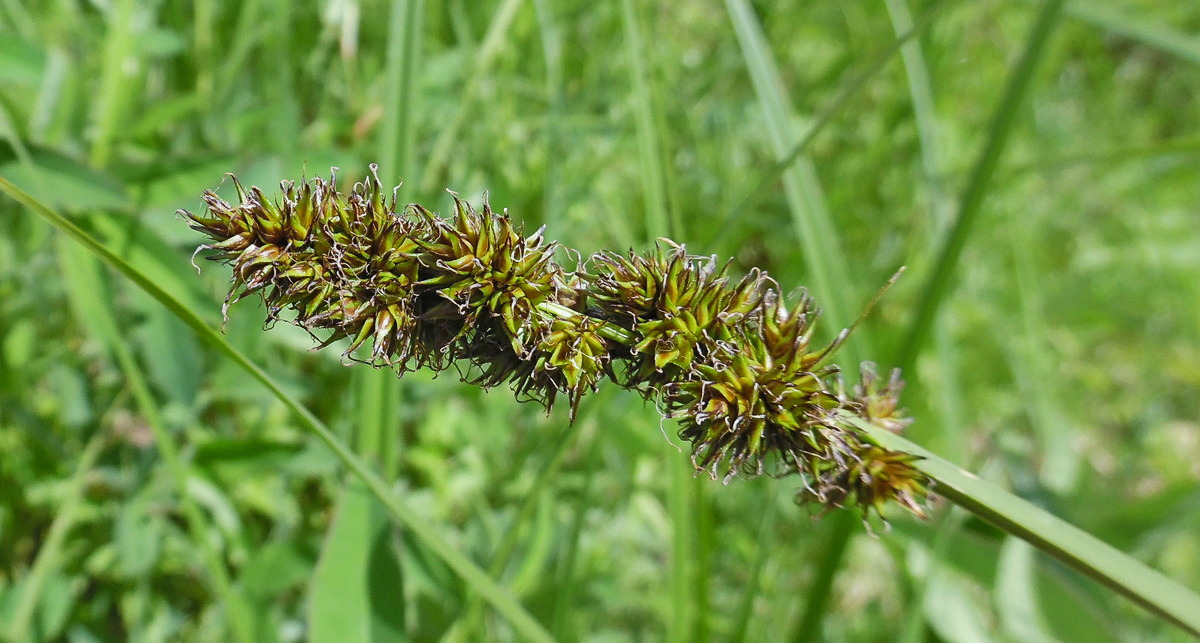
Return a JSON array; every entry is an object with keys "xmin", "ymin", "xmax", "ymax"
[{"xmin": 2, "ymin": 0, "xmax": 1199, "ymax": 640}]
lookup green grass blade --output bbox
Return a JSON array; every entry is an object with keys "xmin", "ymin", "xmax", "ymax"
[
  {"xmin": 711, "ymin": 0, "xmax": 948, "ymax": 251},
  {"xmin": 379, "ymin": 0, "xmax": 424, "ymax": 181},
  {"xmin": 420, "ymin": 0, "xmax": 521, "ymax": 193},
  {"xmin": 1031, "ymin": 0, "xmax": 1200, "ymax": 65},
  {"xmin": 896, "ymin": 0, "xmax": 1065, "ymax": 374},
  {"xmin": 852, "ymin": 415, "xmax": 1200, "ymax": 638},
  {"xmin": 621, "ymin": 0, "xmax": 705, "ymax": 637},
  {"xmin": 728, "ymin": 498, "xmax": 774, "ymax": 642},
  {"xmin": 622, "ymin": 0, "xmax": 674, "ymax": 243},
  {"xmin": 5, "ymin": 430, "xmax": 106, "ymax": 642},
  {"xmin": 788, "ymin": 510, "xmax": 856, "ymax": 642},
  {"xmin": 724, "ymin": 0, "xmax": 864, "ymax": 349},
  {"xmin": 4, "ymin": 71, "xmax": 256, "ymax": 640},
  {"xmin": 55, "ymin": 238, "xmax": 257, "ymax": 643},
  {"xmin": 0, "ymin": 178, "xmax": 556, "ymax": 643},
  {"xmin": 532, "ymin": 0, "xmax": 564, "ymax": 228},
  {"xmin": 882, "ymin": 2, "xmax": 975, "ymax": 636},
  {"xmin": 724, "ymin": 3, "xmax": 899, "ymax": 638}
]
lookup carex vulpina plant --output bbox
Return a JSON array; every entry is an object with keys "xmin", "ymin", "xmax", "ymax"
[{"xmin": 184, "ymin": 165, "xmax": 929, "ymax": 519}]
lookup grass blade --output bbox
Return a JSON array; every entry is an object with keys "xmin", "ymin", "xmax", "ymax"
[
  {"xmin": 710, "ymin": 0, "xmax": 948, "ymax": 252},
  {"xmin": 5, "ymin": 430, "xmax": 106, "ymax": 642},
  {"xmin": 724, "ymin": 0, "xmax": 876, "ymax": 357},
  {"xmin": 622, "ymin": 0, "xmax": 676, "ymax": 242},
  {"xmin": 420, "ymin": 0, "xmax": 522, "ymax": 193},
  {"xmin": 896, "ymin": 0, "xmax": 1065, "ymax": 374},
  {"xmin": 1030, "ymin": 0, "xmax": 1200, "ymax": 65},
  {"xmin": 379, "ymin": 0, "xmax": 424, "ymax": 182},
  {"xmin": 852, "ymin": 415, "xmax": 1200, "ymax": 638},
  {"xmin": 0, "ymin": 178, "xmax": 555, "ymax": 643}
]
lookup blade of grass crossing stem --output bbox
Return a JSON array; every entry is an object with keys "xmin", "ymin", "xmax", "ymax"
[
  {"xmin": 724, "ymin": 3, "xmax": 870, "ymax": 638},
  {"xmin": 850, "ymin": 415, "xmax": 1200, "ymax": 637},
  {"xmin": 380, "ymin": 0, "xmax": 424, "ymax": 182},
  {"xmin": 724, "ymin": 0, "xmax": 867, "ymax": 363},
  {"xmin": 5, "ymin": 430, "xmax": 106, "ymax": 642},
  {"xmin": 621, "ymin": 1, "xmax": 706, "ymax": 637},
  {"xmin": 896, "ymin": 0, "xmax": 1065, "ymax": 375},
  {"xmin": 420, "ymin": 0, "xmax": 520, "ymax": 193},
  {"xmin": 883, "ymin": 0, "xmax": 968, "ymax": 459},
  {"xmin": 533, "ymin": 0, "xmax": 565, "ymax": 229},
  {"xmin": 1045, "ymin": 0, "xmax": 1200, "ymax": 66},
  {"xmin": 710, "ymin": 0, "xmax": 949, "ymax": 252},
  {"xmin": 0, "ymin": 179, "xmax": 556, "ymax": 643},
  {"xmin": 622, "ymin": 0, "xmax": 677, "ymax": 243}
]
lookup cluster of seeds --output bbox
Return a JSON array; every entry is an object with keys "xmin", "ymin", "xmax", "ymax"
[{"xmin": 184, "ymin": 165, "xmax": 928, "ymax": 518}]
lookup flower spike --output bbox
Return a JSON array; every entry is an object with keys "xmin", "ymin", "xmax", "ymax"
[{"xmin": 182, "ymin": 167, "xmax": 930, "ymax": 520}]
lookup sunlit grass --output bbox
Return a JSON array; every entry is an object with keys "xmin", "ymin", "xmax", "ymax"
[{"xmin": 2, "ymin": 1, "xmax": 1200, "ymax": 640}]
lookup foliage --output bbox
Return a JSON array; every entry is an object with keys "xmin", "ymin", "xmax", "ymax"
[{"xmin": 2, "ymin": 0, "xmax": 1200, "ymax": 641}]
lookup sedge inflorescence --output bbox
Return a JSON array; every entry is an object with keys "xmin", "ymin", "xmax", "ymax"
[{"xmin": 183, "ymin": 165, "xmax": 928, "ymax": 519}]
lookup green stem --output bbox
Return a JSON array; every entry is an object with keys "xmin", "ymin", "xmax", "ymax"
[{"xmin": 851, "ymin": 415, "xmax": 1200, "ymax": 638}]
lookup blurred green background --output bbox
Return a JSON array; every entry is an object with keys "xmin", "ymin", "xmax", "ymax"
[{"xmin": 2, "ymin": 0, "xmax": 1199, "ymax": 640}]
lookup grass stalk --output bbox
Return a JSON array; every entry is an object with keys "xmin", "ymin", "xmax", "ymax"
[
  {"xmin": 789, "ymin": 510, "xmax": 856, "ymax": 642},
  {"xmin": 380, "ymin": 0, "xmax": 424, "ymax": 182},
  {"xmin": 883, "ymin": 1, "xmax": 973, "ymax": 635},
  {"xmin": 724, "ymin": 0, "xmax": 857, "ymax": 344}
]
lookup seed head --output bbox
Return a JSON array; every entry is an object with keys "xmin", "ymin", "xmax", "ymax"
[{"xmin": 183, "ymin": 166, "xmax": 930, "ymax": 520}]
